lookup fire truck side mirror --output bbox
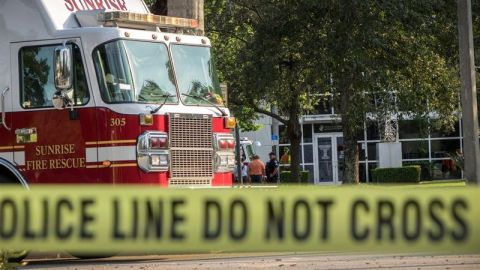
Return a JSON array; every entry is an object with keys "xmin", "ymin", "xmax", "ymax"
[{"xmin": 54, "ymin": 45, "xmax": 73, "ymax": 91}]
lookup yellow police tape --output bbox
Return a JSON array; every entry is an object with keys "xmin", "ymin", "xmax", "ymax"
[{"xmin": 0, "ymin": 185, "xmax": 478, "ymax": 254}]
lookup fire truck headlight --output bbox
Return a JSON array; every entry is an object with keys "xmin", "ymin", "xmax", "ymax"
[
  {"xmin": 227, "ymin": 155, "xmax": 236, "ymax": 166},
  {"xmin": 137, "ymin": 131, "xmax": 169, "ymax": 172},
  {"xmin": 215, "ymin": 153, "xmax": 235, "ymax": 173},
  {"xmin": 151, "ymin": 154, "xmax": 168, "ymax": 167},
  {"xmin": 214, "ymin": 133, "xmax": 235, "ymax": 152}
]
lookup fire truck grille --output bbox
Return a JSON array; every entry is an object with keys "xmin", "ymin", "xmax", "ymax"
[
  {"xmin": 169, "ymin": 113, "xmax": 213, "ymax": 148},
  {"xmin": 169, "ymin": 114, "xmax": 213, "ymax": 185}
]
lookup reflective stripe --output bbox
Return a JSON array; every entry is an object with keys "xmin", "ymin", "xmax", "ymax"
[
  {"xmin": 85, "ymin": 148, "xmax": 97, "ymax": 163},
  {"xmin": 0, "ymin": 151, "xmax": 25, "ymax": 166},
  {"xmin": 85, "ymin": 146, "xmax": 136, "ymax": 163},
  {"xmin": 14, "ymin": 151, "xmax": 25, "ymax": 166},
  {"xmin": 0, "ymin": 152, "xmax": 13, "ymax": 162}
]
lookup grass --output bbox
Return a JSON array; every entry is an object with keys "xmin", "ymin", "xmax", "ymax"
[{"xmin": 234, "ymin": 179, "xmax": 467, "ymax": 189}]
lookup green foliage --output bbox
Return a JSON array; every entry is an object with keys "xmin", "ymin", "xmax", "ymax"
[
  {"xmin": 371, "ymin": 166, "xmax": 421, "ymax": 183},
  {"xmin": 0, "ymin": 250, "xmax": 28, "ymax": 270},
  {"xmin": 403, "ymin": 161, "xmax": 433, "ymax": 181},
  {"xmin": 280, "ymin": 171, "xmax": 309, "ymax": 183},
  {"xmin": 206, "ymin": 0, "xmax": 460, "ymax": 183}
]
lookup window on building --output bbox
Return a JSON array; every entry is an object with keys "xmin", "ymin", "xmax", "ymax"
[
  {"xmin": 399, "ymin": 119, "xmax": 428, "ymax": 139},
  {"xmin": 402, "ymin": 140, "xmax": 429, "ymax": 159},
  {"xmin": 430, "ymin": 121, "xmax": 460, "ymax": 138},
  {"xmin": 279, "ymin": 125, "xmax": 289, "ymax": 144},
  {"xmin": 366, "ymin": 121, "xmax": 380, "ymax": 140},
  {"xmin": 303, "ymin": 144, "xmax": 313, "ymax": 163},
  {"xmin": 430, "ymin": 139, "xmax": 461, "ymax": 158},
  {"xmin": 303, "ymin": 124, "xmax": 312, "ymax": 143},
  {"xmin": 367, "ymin": 143, "xmax": 378, "ymax": 160},
  {"xmin": 20, "ymin": 44, "xmax": 89, "ymax": 108},
  {"xmin": 358, "ymin": 143, "xmax": 366, "ymax": 161}
]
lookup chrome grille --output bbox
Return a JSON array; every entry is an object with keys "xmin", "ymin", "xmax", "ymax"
[
  {"xmin": 169, "ymin": 113, "xmax": 212, "ymax": 148},
  {"xmin": 169, "ymin": 113, "xmax": 213, "ymax": 185}
]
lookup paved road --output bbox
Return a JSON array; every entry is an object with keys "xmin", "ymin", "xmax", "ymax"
[{"xmin": 20, "ymin": 253, "xmax": 480, "ymax": 270}]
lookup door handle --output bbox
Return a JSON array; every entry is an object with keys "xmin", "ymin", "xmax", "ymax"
[{"xmin": 1, "ymin": 87, "xmax": 11, "ymax": 130}]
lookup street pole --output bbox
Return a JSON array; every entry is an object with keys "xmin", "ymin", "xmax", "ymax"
[
  {"xmin": 457, "ymin": 0, "xmax": 480, "ymax": 185},
  {"xmin": 235, "ymin": 123, "xmax": 243, "ymax": 185}
]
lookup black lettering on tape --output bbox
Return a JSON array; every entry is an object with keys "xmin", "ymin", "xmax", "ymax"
[
  {"xmin": 171, "ymin": 199, "xmax": 186, "ymax": 240},
  {"xmin": 112, "ymin": 199, "xmax": 125, "ymax": 239},
  {"xmin": 0, "ymin": 198, "xmax": 17, "ymax": 239},
  {"xmin": 351, "ymin": 199, "xmax": 369, "ymax": 241},
  {"xmin": 41, "ymin": 199, "xmax": 49, "ymax": 239},
  {"xmin": 144, "ymin": 200, "xmax": 163, "ymax": 239},
  {"xmin": 265, "ymin": 199, "xmax": 285, "ymax": 240},
  {"xmin": 80, "ymin": 199, "xmax": 95, "ymax": 239},
  {"xmin": 292, "ymin": 200, "xmax": 311, "ymax": 241},
  {"xmin": 131, "ymin": 199, "xmax": 139, "ymax": 239},
  {"xmin": 451, "ymin": 199, "xmax": 468, "ymax": 241},
  {"xmin": 229, "ymin": 199, "xmax": 248, "ymax": 241},
  {"xmin": 428, "ymin": 199, "xmax": 445, "ymax": 242},
  {"xmin": 23, "ymin": 199, "xmax": 36, "ymax": 239},
  {"xmin": 55, "ymin": 198, "xmax": 74, "ymax": 239},
  {"xmin": 402, "ymin": 200, "xmax": 421, "ymax": 241},
  {"xmin": 204, "ymin": 200, "xmax": 222, "ymax": 240},
  {"xmin": 317, "ymin": 200, "xmax": 333, "ymax": 240},
  {"xmin": 377, "ymin": 200, "xmax": 395, "ymax": 241}
]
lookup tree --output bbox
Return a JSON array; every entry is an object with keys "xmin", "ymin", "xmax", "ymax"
[
  {"xmin": 206, "ymin": 0, "xmax": 459, "ymax": 183},
  {"xmin": 206, "ymin": 0, "xmax": 328, "ymax": 182}
]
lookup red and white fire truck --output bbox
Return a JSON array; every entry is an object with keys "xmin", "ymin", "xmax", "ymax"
[{"xmin": 0, "ymin": 0, "xmax": 236, "ymax": 187}]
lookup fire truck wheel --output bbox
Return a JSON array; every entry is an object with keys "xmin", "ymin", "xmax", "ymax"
[
  {"xmin": 0, "ymin": 169, "xmax": 29, "ymax": 263},
  {"xmin": 68, "ymin": 252, "xmax": 118, "ymax": 260},
  {"xmin": 0, "ymin": 169, "xmax": 18, "ymax": 184}
]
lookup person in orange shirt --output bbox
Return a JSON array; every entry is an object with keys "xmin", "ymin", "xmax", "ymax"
[{"xmin": 248, "ymin": 154, "xmax": 266, "ymax": 184}]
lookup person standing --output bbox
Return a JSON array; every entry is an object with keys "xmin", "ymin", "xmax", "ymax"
[
  {"xmin": 265, "ymin": 152, "xmax": 279, "ymax": 183},
  {"xmin": 248, "ymin": 155, "xmax": 266, "ymax": 184}
]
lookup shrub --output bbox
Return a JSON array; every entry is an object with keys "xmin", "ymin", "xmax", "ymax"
[
  {"xmin": 280, "ymin": 171, "xmax": 309, "ymax": 183},
  {"xmin": 371, "ymin": 166, "xmax": 421, "ymax": 183},
  {"xmin": 403, "ymin": 161, "xmax": 433, "ymax": 181}
]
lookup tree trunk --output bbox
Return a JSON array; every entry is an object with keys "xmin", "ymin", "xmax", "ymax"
[
  {"xmin": 287, "ymin": 108, "xmax": 302, "ymax": 183},
  {"xmin": 151, "ymin": 0, "xmax": 168, "ymax": 15},
  {"xmin": 340, "ymin": 81, "xmax": 360, "ymax": 184},
  {"xmin": 342, "ymin": 120, "xmax": 360, "ymax": 184}
]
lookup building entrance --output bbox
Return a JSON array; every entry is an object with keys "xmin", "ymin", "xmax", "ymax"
[{"xmin": 314, "ymin": 133, "xmax": 344, "ymax": 184}]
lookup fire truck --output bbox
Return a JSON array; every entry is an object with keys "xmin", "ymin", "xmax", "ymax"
[{"xmin": 0, "ymin": 0, "xmax": 237, "ymax": 187}]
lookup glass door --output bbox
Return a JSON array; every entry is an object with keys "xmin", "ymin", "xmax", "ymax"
[
  {"xmin": 315, "ymin": 136, "xmax": 334, "ymax": 183},
  {"xmin": 314, "ymin": 134, "xmax": 344, "ymax": 184}
]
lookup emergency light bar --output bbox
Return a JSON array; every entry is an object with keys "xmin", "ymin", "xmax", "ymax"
[{"xmin": 98, "ymin": 11, "xmax": 199, "ymax": 29}]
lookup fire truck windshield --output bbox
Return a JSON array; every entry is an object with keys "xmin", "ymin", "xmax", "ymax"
[
  {"xmin": 171, "ymin": 44, "xmax": 224, "ymax": 107},
  {"xmin": 93, "ymin": 40, "xmax": 178, "ymax": 104}
]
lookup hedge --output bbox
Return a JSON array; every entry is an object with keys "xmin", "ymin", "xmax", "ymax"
[
  {"xmin": 403, "ymin": 161, "xmax": 433, "ymax": 181},
  {"xmin": 371, "ymin": 166, "xmax": 421, "ymax": 183},
  {"xmin": 280, "ymin": 171, "xmax": 309, "ymax": 183}
]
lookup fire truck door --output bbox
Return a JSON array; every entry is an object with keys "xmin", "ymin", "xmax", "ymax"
[
  {"xmin": 10, "ymin": 40, "xmax": 98, "ymax": 183},
  {"xmin": 0, "ymin": 70, "xmax": 13, "ymax": 166}
]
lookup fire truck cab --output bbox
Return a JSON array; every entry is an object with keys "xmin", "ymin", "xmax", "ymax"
[{"xmin": 0, "ymin": 0, "xmax": 236, "ymax": 187}]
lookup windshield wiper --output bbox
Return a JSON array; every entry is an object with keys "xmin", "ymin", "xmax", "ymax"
[
  {"xmin": 182, "ymin": 93, "xmax": 227, "ymax": 116},
  {"xmin": 147, "ymin": 94, "xmax": 176, "ymax": 114}
]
